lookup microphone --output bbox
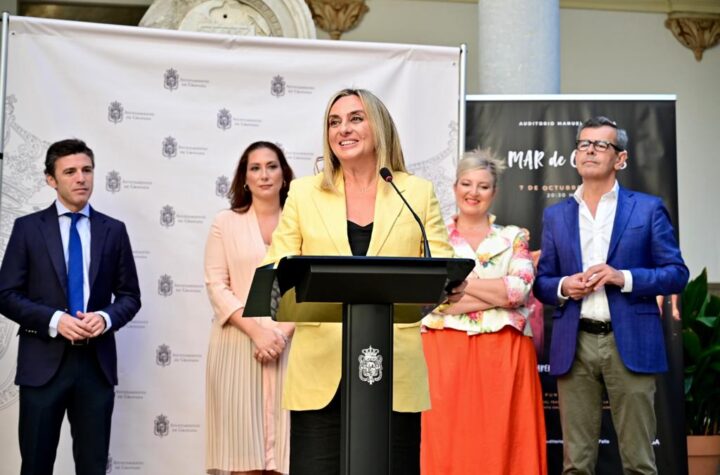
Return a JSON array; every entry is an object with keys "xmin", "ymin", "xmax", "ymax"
[{"xmin": 379, "ymin": 167, "xmax": 432, "ymax": 258}]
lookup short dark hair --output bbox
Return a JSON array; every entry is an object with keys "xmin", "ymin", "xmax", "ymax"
[
  {"xmin": 576, "ymin": 116, "xmax": 628, "ymax": 151},
  {"xmin": 228, "ymin": 141, "xmax": 294, "ymax": 213},
  {"xmin": 45, "ymin": 139, "xmax": 95, "ymax": 176}
]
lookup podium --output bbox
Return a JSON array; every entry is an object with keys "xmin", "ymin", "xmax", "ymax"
[{"xmin": 245, "ymin": 255, "xmax": 474, "ymax": 475}]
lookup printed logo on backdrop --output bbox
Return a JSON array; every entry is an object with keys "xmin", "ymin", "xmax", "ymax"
[
  {"xmin": 216, "ymin": 108, "xmax": 263, "ymax": 130},
  {"xmin": 106, "ymin": 174, "xmax": 152, "ymax": 192},
  {"xmin": 108, "ymin": 101, "xmax": 124, "ymax": 124},
  {"xmin": 107, "ymin": 101, "xmax": 155, "ymax": 123},
  {"xmin": 275, "ymin": 141, "xmax": 317, "ymax": 166},
  {"xmin": 358, "ymin": 346, "xmax": 383, "ymax": 385},
  {"xmin": 271, "ymin": 75, "xmax": 286, "ymax": 97},
  {"xmin": 160, "ymin": 136, "xmax": 208, "ymax": 158},
  {"xmin": 105, "ymin": 171, "xmax": 122, "ymax": 194},
  {"xmin": 105, "ymin": 452, "xmax": 144, "ymax": 471},
  {"xmin": 159, "ymin": 205, "xmax": 207, "ymax": 226},
  {"xmin": 163, "ymin": 68, "xmax": 179, "ymax": 92},
  {"xmin": 269, "ymin": 74, "xmax": 315, "ymax": 96},
  {"xmin": 155, "ymin": 343, "xmax": 201, "ymax": 365},
  {"xmin": 160, "ymin": 205, "xmax": 176, "ymax": 227},
  {"xmin": 158, "ymin": 274, "xmax": 174, "ymax": 297},
  {"xmin": 285, "ymin": 150, "xmax": 317, "ymax": 162},
  {"xmin": 154, "ymin": 414, "xmax": 170, "ymax": 437},
  {"xmin": 217, "ymin": 109, "xmax": 232, "ymax": 131},
  {"xmin": 215, "ymin": 176, "xmax": 230, "ymax": 198},
  {"xmin": 102, "ymin": 169, "xmax": 152, "ymax": 195},
  {"xmin": 162, "ymin": 136, "xmax": 177, "ymax": 158},
  {"xmin": 157, "ymin": 274, "xmax": 203, "ymax": 297},
  {"xmin": 156, "ymin": 344, "xmax": 172, "ymax": 366},
  {"xmin": 161, "ymin": 68, "xmax": 209, "ymax": 90},
  {"xmin": 116, "ymin": 389, "xmax": 147, "ymax": 400},
  {"xmin": 153, "ymin": 413, "xmax": 200, "ymax": 436}
]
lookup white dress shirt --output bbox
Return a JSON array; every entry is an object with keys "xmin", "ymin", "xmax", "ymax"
[
  {"xmin": 49, "ymin": 201, "xmax": 112, "ymax": 337},
  {"xmin": 558, "ymin": 181, "xmax": 632, "ymax": 322}
]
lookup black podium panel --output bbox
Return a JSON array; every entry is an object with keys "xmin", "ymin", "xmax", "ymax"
[
  {"xmin": 244, "ymin": 255, "xmax": 474, "ymax": 475},
  {"xmin": 341, "ymin": 303, "xmax": 393, "ymax": 474}
]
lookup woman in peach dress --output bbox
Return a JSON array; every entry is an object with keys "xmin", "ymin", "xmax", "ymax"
[{"xmin": 204, "ymin": 141, "xmax": 295, "ymax": 475}]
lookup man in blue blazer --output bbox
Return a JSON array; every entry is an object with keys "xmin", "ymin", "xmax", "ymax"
[
  {"xmin": 534, "ymin": 117, "xmax": 688, "ymax": 474},
  {"xmin": 0, "ymin": 139, "xmax": 141, "ymax": 475}
]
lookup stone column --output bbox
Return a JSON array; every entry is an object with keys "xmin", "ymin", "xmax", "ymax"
[{"xmin": 477, "ymin": 0, "xmax": 560, "ymax": 93}]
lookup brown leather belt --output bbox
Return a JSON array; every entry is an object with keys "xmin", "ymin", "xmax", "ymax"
[{"xmin": 578, "ymin": 318, "xmax": 612, "ymax": 334}]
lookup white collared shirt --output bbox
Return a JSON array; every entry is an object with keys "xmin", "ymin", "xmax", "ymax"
[
  {"xmin": 49, "ymin": 201, "xmax": 112, "ymax": 337},
  {"xmin": 558, "ymin": 181, "xmax": 632, "ymax": 322}
]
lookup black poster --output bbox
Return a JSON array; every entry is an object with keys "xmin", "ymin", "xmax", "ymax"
[{"xmin": 465, "ymin": 97, "xmax": 685, "ymax": 475}]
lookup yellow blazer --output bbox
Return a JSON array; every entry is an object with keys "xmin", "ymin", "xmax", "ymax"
[{"xmin": 263, "ymin": 171, "xmax": 452, "ymax": 412}]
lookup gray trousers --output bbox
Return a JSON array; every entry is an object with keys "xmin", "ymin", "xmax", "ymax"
[{"xmin": 557, "ymin": 330, "xmax": 658, "ymax": 475}]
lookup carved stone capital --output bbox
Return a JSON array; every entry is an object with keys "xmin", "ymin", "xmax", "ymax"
[
  {"xmin": 305, "ymin": 0, "xmax": 369, "ymax": 40},
  {"xmin": 665, "ymin": 12, "xmax": 720, "ymax": 61}
]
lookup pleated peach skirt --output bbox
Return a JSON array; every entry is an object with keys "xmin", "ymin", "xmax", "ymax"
[
  {"xmin": 421, "ymin": 327, "xmax": 547, "ymax": 475},
  {"xmin": 205, "ymin": 318, "xmax": 290, "ymax": 474}
]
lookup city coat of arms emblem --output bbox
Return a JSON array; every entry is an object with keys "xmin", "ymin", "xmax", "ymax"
[
  {"xmin": 108, "ymin": 101, "xmax": 124, "ymax": 124},
  {"xmin": 160, "ymin": 205, "xmax": 176, "ymax": 227},
  {"xmin": 164, "ymin": 68, "xmax": 179, "ymax": 91},
  {"xmin": 217, "ymin": 108, "xmax": 232, "ymax": 130},
  {"xmin": 162, "ymin": 136, "xmax": 177, "ymax": 159},
  {"xmin": 105, "ymin": 170, "xmax": 121, "ymax": 193},
  {"xmin": 156, "ymin": 344, "xmax": 172, "ymax": 366},
  {"xmin": 158, "ymin": 274, "xmax": 174, "ymax": 297},
  {"xmin": 154, "ymin": 414, "xmax": 170, "ymax": 437},
  {"xmin": 215, "ymin": 176, "xmax": 229, "ymax": 197},
  {"xmin": 271, "ymin": 75, "xmax": 286, "ymax": 97},
  {"xmin": 358, "ymin": 346, "xmax": 383, "ymax": 385}
]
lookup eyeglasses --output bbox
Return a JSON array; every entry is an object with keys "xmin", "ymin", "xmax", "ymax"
[{"xmin": 576, "ymin": 139, "xmax": 623, "ymax": 152}]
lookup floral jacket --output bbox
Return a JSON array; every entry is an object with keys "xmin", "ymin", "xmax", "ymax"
[{"xmin": 422, "ymin": 215, "xmax": 535, "ymax": 335}]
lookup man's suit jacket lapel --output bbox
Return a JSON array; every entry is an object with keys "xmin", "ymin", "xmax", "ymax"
[
  {"xmin": 310, "ymin": 178, "xmax": 352, "ymax": 255},
  {"xmin": 607, "ymin": 187, "xmax": 635, "ymax": 261},
  {"xmin": 89, "ymin": 206, "xmax": 108, "ymax": 290},
  {"xmin": 562, "ymin": 197, "xmax": 583, "ymax": 273},
  {"xmin": 367, "ymin": 173, "xmax": 406, "ymax": 256},
  {"xmin": 39, "ymin": 204, "xmax": 67, "ymax": 292}
]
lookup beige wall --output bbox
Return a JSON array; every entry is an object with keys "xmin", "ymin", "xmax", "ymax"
[
  {"xmin": 329, "ymin": 1, "xmax": 719, "ymax": 281},
  {"xmin": 318, "ymin": 0, "xmax": 480, "ymax": 91}
]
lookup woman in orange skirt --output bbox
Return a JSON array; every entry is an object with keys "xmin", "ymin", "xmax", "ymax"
[{"xmin": 421, "ymin": 149, "xmax": 547, "ymax": 475}]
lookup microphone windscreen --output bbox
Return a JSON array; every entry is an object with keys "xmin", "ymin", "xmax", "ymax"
[{"xmin": 379, "ymin": 167, "xmax": 393, "ymax": 182}]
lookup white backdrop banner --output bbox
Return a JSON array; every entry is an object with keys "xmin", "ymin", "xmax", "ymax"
[{"xmin": 0, "ymin": 16, "xmax": 461, "ymax": 474}]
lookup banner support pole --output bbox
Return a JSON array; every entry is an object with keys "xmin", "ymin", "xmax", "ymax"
[
  {"xmin": 0, "ymin": 12, "xmax": 10, "ymax": 205},
  {"xmin": 458, "ymin": 43, "xmax": 466, "ymax": 162}
]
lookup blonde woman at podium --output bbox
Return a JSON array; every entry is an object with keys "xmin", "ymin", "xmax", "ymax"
[
  {"xmin": 421, "ymin": 150, "xmax": 547, "ymax": 475},
  {"xmin": 263, "ymin": 89, "xmax": 461, "ymax": 475},
  {"xmin": 204, "ymin": 141, "xmax": 295, "ymax": 475}
]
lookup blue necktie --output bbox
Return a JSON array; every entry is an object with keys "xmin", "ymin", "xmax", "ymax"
[{"xmin": 67, "ymin": 213, "xmax": 84, "ymax": 317}]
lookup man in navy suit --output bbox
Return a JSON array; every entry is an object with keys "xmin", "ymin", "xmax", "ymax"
[
  {"xmin": 534, "ymin": 117, "xmax": 688, "ymax": 474},
  {"xmin": 0, "ymin": 139, "xmax": 141, "ymax": 475}
]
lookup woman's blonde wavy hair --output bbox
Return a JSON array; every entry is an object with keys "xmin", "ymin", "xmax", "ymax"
[{"xmin": 320, "ymin": 89, "xmax": 407, "ymax": 192}]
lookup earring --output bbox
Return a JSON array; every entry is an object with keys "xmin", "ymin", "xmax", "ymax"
[
  {"xmin": 243, "ymin": 183, "xmax": 249, "ymax": 191},
  {"xmin": 282, "ymin": 180, "xmax": 287, "ymax": 187}
]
